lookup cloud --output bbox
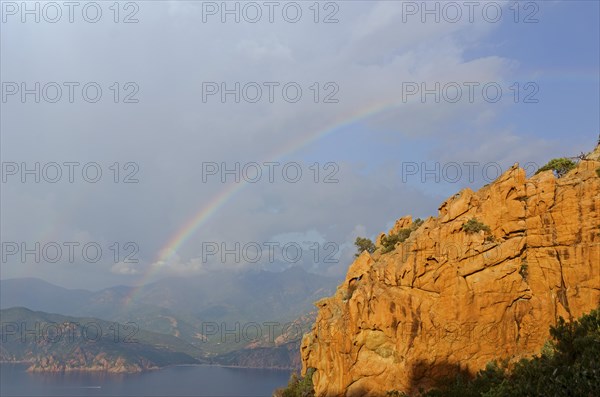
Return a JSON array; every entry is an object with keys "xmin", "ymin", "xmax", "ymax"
[
  {"xmin": 4, "ymin": 1, "xmax": 590, "ymax": 288},
  {"xmin": 111, "ymin": 262, "xmax": 140, "ymax": 276},
  {"xmin": 236, "ymin": 38, "xmax": 294, "ymax": 62}
]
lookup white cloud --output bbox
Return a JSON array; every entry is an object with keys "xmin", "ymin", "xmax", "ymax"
[{"xmin": 110, "ymin": 262, "xmax": 140, "ymax": 275}]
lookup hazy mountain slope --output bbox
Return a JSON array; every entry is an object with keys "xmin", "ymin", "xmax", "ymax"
[
  {"xmin": 130, "ymin": 267, "xmax": 338, "ymax": 324},
  {"xmin": 1, "ymin": 268, "xmax": 339, "ymax": 365},
  {"xmin": 0, "ymin": 278, "xmax": 92, "ymax": 313},
  {"xmin": 214, "ymin": 311, "xmax": 317, "ymax": 370},
  {"xmin": 1, "ymin": 268, "xmax": 337, "ymax": 326}
]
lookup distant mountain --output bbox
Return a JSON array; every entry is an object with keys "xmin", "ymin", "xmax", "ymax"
[
  {"xmin": 0, "ymin": 268, "xmax": 339, "ymax": 362},
  {"xmin": 1, "ymin": 268, "xmax": 336, "ymax": 321},
  {"xmin": 129, "ymin": 267, "xmax": 337, "ymax": 324},
  {"xmin": 0, "ymin": 278, "xmax": 92, "ymax": 313},
  {"xmin": 0, "ymin": 307, "xmax": 203, "ymax": 372},
  {"xmin": 217, "ymin": 341, "xmax": 300, "ymax": 370},
  {"xmin": 214, "ymin": 311, "xmax": 317, "ymax": 370}
]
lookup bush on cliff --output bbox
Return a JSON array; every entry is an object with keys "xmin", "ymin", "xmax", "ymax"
[
  {"xmin": 274, "ymin": 368, "xmax": 315, "ymax": 397},
  {"xmin": 381, "ymin": 230, "xmax": 411, "ymax": 253},
  {"xmin": 535, "ymin": 157, "xmax": 577, "ymax": 178},
  {"xmin": 381, "ymin": 219, "xmax": 424, "ymax": 254},
  {"xmin": 354, "ymin": 237, "xmax": 376, "ymax": 257},
  {"xmin": 461, "ymin": 218, "xmax": 491, "ymax": 235}
]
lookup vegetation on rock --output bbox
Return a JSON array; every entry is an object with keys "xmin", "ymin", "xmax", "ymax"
[
  {"xmin": 274, "ymin": 367, "xmax": 315, "ymax": 397},
  {"xmin": 484, "ymin": 234, "xmax": 496, "ymax": 243},
  {"xmin": 461, "ymin": 218, "xmax": 491, "ymax": 235},
  {"xmin": 354, "ymin": 237, "xmax": 376, "ymax": 257},
  {"xmin": 381, "ymin": 218, "xmax": 424, "ymax": 254},
  {"xmin": 535, "ymin": 157, "xmax": 577, "ymax": 178}
]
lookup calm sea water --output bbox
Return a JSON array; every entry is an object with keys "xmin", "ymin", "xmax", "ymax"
[{"xmin": 0, "ymin": 364, "xmax": 291, "ymax": 397}]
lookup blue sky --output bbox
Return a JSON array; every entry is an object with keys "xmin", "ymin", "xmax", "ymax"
[{"xmin": 483, "ymin": 0, "xmax": 599, "ymax": 143}]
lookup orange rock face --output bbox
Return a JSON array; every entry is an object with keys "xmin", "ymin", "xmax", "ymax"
[{"xmin": 301, "ymin": 147, "xmax": 600, "ymax": 396}]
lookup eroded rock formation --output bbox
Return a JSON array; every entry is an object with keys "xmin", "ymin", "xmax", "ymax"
[{"xmin": 301, "ymin": 146, "xmax": 600, "ymax": 396}]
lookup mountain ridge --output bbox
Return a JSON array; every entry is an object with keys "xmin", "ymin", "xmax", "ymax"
[{"xmin": 1, "ymin": 267, "xmax": 339, "ymax": 369}]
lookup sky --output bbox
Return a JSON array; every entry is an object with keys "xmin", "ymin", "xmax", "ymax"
[{"xmin": 1, "ymin": 0, "xmax": 599, "ymax": 290}]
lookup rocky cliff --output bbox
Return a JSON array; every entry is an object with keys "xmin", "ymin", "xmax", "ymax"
[{"xmin": 301, "ymin": 146, "xmax": 600, "ymax": 396}]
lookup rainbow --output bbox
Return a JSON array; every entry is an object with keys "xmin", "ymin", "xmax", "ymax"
[
  {"xmin": 122, "ymin": 98, "xmax": 400, "ymax": 305},
  {"xmin": 156, "ymin": 98, "xmax": 395, "ymax": 265},
  {"xmin": 124, "ymin": 66, "xmax": 600, "ymax": 304}
]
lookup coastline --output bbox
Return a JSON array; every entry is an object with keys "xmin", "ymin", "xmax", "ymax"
[{"xmin": 1, "ymin": 360, "xmax": 294, "ymax": 374}]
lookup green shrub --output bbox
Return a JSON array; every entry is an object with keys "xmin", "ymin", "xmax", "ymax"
[
  {"xmin": 535, "ymin": 158, "xmax": 577, "ymax": 178},
  {"xmin": 381, "ymin": 230, "xmax": 409, "ymax": 253},
  {"xmin": 484, "ymin": 234, "xmax": 496, "ymax": 243},
  {"xmin": 274, "ymin": 368, "xmax": 315, "ymax": 397},
  {"xmin": 461, "ymin": 218, "xmax": 491, "ymax": 234},
  {"xmin": 596, "ymin": 167, "xmax": 600, "ymax": 177},
  {"xmin": 380, "ymin": 219, "xmax": 425, "ymax": 254},
  {"xmin": 354, "ymin": 237, "xmax": 376, "ymax": 258}
]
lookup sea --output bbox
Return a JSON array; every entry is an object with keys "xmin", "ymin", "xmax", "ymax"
[{"xmin": 0, "ymin": 364, "xmax": 291, "ymax": 397}]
